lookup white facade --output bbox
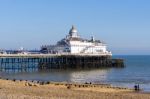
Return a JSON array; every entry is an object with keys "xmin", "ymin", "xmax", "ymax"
[
  {"xmin": 41, "ymin": 25, "xmax": 112, "ymax": 56},
  {"xmin": 69, "ymin": 40, "xmax": 107, "ymax": 54}
]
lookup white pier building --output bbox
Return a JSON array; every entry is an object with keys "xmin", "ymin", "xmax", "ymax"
[{"xmin": 41, "ymin": 26, "xmax": 112, "ymax": 56}]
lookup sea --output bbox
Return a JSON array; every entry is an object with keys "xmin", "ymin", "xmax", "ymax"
[{"xmin": 1, "ymin": 55, "xmax": 150, "ymax": 92}]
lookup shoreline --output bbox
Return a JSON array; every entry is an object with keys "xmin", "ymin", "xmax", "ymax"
[
  {"xmin": 0, "ymin": 78, "xmax": 150, "ymax": 99},
  {"xmin": 0, "ymin": 77, "xmax": 133, "ymax": 90}
]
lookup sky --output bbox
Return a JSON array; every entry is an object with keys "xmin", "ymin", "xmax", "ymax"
[{"xmin": 0, "ymin": 0, "xmax": 150, "ymax": 55}]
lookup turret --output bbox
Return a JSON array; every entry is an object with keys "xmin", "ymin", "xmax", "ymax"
[{"xmin": 91, "ymin": 36, "xmax": 95, "ymax": 42}]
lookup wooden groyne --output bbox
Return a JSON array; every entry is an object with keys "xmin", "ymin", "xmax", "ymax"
[{"xmin": 0, "ymin": 54, "xmax": 124, "ymax": 72}]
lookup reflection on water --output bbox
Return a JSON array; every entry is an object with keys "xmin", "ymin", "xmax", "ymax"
[
  {"xmin": 1, "ymin": 68, "xmax": 111, "ymax": 83},
  {"xmin": 69, "ymin": 69, "xmax": 111, "ymax": 83}
]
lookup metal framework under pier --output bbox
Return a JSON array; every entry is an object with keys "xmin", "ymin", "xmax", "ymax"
[{"xmin": 0, "ymin": 54, "xmax": 124, "ymax": 72}]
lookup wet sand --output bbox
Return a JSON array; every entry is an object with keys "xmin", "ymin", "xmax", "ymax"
[{"xmin": 0, "ymin": 79, "xmax": 150, "ymax": 99}]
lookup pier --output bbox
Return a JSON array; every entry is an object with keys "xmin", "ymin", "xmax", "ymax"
[
  {"xmin": 0, "ymin": 26, "xmax": 123, "ymax": 72},
  {"xmin": 0, "ymin": 54, "xmax": 124, "ymax": 72}
]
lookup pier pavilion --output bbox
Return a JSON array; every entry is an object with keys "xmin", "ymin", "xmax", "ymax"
[{"xmin": 41, "ymin": 25, "xmax": 112, "ymax": 55}]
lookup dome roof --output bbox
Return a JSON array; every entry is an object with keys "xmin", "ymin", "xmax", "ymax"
[
  {"xmin": 67, "ymin": 25, "xmax": 80, "ymax": 38},
  {"xmin": 69, "ymin": 25, "xmax": 77, "ymax": 34}
]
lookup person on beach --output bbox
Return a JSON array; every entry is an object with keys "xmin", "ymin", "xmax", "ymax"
[
  {"xmin": 134, "ymin": 85, "xmax": 138, "ymax": 91},
  {"xmin": 137, "ymin": 84, "xmax": 140, "ymax": 91},
  {"xmin": 134, "ymin": 84, "xmax": 140, "ymax": 91}
]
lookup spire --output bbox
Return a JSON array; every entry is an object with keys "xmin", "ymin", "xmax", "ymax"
[{"xmin": 71, "ymin": 25, "xmax": 76, "ymax": 30}]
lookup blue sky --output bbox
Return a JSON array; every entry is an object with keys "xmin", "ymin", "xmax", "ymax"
[{"xmin": 0, "ymin": 0, "xmax": 150, "ymax": 55}]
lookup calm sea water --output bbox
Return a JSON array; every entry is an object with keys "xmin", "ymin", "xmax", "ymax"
[{"xmin": 1, "ymin": 55, "xmax": 150, "ymax": 92}]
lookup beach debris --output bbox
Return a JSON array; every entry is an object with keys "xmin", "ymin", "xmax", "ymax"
[
  {"xmin": 12, "ymin": 79, "xmax": 16, "ymax": 82},
  {"xmin": 25, "ymin": 81, "xmax": 39, "ymax": 87},
  {"xmin": 46, "ymin": 81, "xmax": 50, "ymax": 84},
  {"xmin": 67, "ymin": 85, "xmax": 71, "ymax": 89}
]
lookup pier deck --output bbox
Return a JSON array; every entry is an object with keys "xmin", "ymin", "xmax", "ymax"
[{"xmin": 0, "ymin": 53, "xmax": 112, "ymax": 57}]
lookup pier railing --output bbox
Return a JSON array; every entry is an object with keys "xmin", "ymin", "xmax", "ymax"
[{"xmin": 0, "ymin": 53, "xmax": 112, "ymax": 57}]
